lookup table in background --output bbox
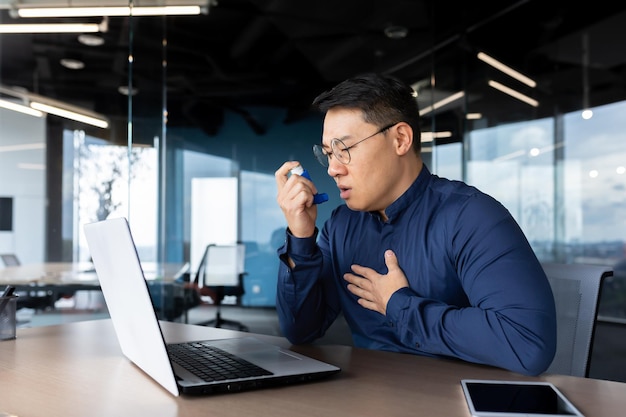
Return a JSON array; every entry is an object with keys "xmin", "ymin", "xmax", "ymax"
[
  {"xmin": 0, "ymin": 262, "xmax": 100, "ymax": 310},
  {"xmin": 0, "ymin": 262, "xmax": 188, "ymax": 315},
  {"xmin": 0, "ymin": 261, "xmax": 186, "ymax": 286},
  {"xmin": 1, "ymin": 320, "xmax": 625, "ymax": 417}
]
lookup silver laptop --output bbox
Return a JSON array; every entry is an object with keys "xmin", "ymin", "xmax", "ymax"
[{"xmin": 83, "ymin": 217, "xmax": 340, "ymax": 396}]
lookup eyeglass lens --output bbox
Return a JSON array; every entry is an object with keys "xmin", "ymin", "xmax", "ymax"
[
  {"xmin": 331, "ymin": 139, "xmax": 351, "ymax": 164},
  {"xmin": 313, "ymin": 144, "xmax": 329, "ymax": 166},
  {"xmin": 312, "ymin": 122, "xmax": 397, "ymax": 167}
]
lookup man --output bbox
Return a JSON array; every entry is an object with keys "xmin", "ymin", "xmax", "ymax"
[{"xmin": 274, "ymin": 73, "xmax": 556, "ymax": 376}]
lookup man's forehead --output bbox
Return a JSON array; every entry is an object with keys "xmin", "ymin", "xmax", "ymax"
[{"xmin": 323, "ymin": 112, "xmax": 371, "ymax": 138}]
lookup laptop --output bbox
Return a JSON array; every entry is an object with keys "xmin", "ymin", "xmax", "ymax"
[{"xmin": 83, "ymin": 217, "xmax": 340, "ymax": 396}]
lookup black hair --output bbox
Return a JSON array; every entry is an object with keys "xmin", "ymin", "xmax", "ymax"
[{"xmin": 312, "ymin": 73, "xmax": 421, "ymax": 153}]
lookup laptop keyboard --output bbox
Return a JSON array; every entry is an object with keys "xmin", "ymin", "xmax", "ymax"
[{"xmin": 167, "ymin": 341, "xmax": 274, "ymax": 382}]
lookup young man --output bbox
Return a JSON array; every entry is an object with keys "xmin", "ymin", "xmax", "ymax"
[{"xmin": 274, "ymin": 73, "xmax": 556, "ymax": 376}]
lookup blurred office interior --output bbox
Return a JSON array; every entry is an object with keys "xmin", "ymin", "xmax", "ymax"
[{"xmin": 1, "ymin": 0, "xmax": 625, "ymax": 376}]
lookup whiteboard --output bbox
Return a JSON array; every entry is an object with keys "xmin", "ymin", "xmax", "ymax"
[{"xmin": 190, "ymin": 177, "xmax": 238, "ymax": 275}]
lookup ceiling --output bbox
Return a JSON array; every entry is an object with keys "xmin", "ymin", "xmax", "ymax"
[{"xmin": 2, "ymin": 0, "xmax": 626, "ymax": 138}]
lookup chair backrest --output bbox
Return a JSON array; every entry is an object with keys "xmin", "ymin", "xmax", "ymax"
[
  {"xmin": 542, "ymin": 262, "xmax": 613, "ymax": 377},
  {"xmin": 197, "ymin": 243, "xmax": 246, "ymax": 287},
  {"xmin": 0, "ymin": 254, "xmax": 20, "ymax": 267}
]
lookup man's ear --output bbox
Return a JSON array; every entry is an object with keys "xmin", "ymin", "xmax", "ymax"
[{"xmin": 394, "ymin": 122, "xmax": 414, "ymax": 156}]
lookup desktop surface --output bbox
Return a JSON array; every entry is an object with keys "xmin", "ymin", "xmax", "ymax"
[
  {"xmin": 1, "ymin": 319, "xmax": 625, "ymax": 417},
  {"xmin": 0, "ymin": 261, "xmax": 186, "ymax": 285}
]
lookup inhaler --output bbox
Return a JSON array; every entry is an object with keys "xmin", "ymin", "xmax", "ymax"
[{"xmin": 290, "ymin": 165, "xmax": 329, "ymax": 204}]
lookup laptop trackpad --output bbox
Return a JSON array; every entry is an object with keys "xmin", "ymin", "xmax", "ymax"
[
  {"xmin": 210, "ymin": 337, "xmax": 301, "ymax": 365},
  {"xmin": 245, "ymin": 349, "xmax": 301, "ymax": 364}
]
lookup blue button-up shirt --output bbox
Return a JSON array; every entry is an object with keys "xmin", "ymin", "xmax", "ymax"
[{"xmin": 276, "ymin": 165, "xmax": 556, "ymax": 376}]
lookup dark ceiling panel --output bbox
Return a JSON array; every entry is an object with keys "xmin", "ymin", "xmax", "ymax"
[{"xmin": 1, "ymin": 0, "xmax": 625, "ymax": 135}]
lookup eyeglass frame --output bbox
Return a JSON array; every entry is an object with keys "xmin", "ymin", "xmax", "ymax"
[{"xmin": 312, "ymin": 122, "xmax": 399, "ymax": 167}]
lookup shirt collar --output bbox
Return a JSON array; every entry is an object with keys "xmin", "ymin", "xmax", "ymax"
[{"xmin": 373, "ymin": 164, "xmax": 431, "ymax": 223}]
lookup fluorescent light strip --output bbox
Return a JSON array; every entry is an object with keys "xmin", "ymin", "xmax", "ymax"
[
  {"xmin": 488, "ymin": 80, "xmax": 539, "ymax": 107},
  {"xmin": 30, "ymin": 102, "xmax": 109, "ymax": 128},
  {"xmin": 0, "ymin": 23, "xmax": 100, "ymax": 33},
  {"xmin": 17, "ymin": 6, "xmax": 202, "ymax": 18},
  {"xmin": 0, "ymin": 143, "xmax": 46, "ymax": 153},
  {"xmin": 492, "ymin": 149, "xmax": 526, "ymax": 163},
  {"xmin": 492, "ymin": 142, "xmax": 564, "ymax": 163},
  {"xmin": 0, "ymin": 98, "xmax": 44, "ymax": 117},
  {"xmin": 419, "ymin": 91, "xmax": 465, "ymax": 116},
  {"xmin": 18, "ymin": 163, "xmax": 46, "ymax": 170},
  {"xmin": 478, "ymin": 52, "xmax": 536, "ymax": 88},
  {"xmin": 466, "ymin": 113, "xmax": 482, "ymax": 120},
  {"xmin": 421, "ymin": 131, "xmax": 453, "ymax": 142}
]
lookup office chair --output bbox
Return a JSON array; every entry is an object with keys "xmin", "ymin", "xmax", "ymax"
[
  {"xmin": 0, "ymin": 254, "xmax": 20, "ymax": 267},
  {"xmin": 193, "ymin": 243, "xmax": 248, "ymax": 331},
  {"xmin": 542, "ymin": 262, "xmax": 613, "ymax": 377}
]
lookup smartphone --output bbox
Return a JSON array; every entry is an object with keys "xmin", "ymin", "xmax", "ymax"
[{"xmin": 460, "ymin": 379, "xmax": 585, "ymax": 417}]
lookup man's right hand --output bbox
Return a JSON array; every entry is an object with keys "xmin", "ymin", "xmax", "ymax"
[{"xmin": 275, "ymin": 161, "xmax": 319, "ymax": 238}]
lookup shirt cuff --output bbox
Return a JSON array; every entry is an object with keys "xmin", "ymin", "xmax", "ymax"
[
  {"xmin": 386, "ymin": 287, "xmax": 415, "ymax": 319},
  {"xmin": 284, "ymin": 227, "xmax": 319, "ymax": 257}
]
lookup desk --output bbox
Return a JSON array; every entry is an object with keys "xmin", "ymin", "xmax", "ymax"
[
  {"xmin": 0, "ymin": 262, "xmax": 186, "ymax": 287},
  {"xmin": 0, "ymin": 262, "xmax": 187, "ymax": 312},
  {"xmin": 0, "ymin": 261, "xmax": 99, "ymax": 287},
  {"xmin": 1, "ymin": 320, "xmax": 625, "ymax": 417},
  {"xmin": 0, "ymin": 262, "xmax": 101, "ymax": 311}
]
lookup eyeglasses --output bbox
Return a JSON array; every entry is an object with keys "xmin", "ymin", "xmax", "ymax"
[{"xmin": 312, "ymin": 122, "xmax": 398, "ymax": 167}]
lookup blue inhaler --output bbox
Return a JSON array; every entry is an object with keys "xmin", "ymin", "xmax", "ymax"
[{"xmin": 290, "ymin": 165, "xmax": 329, "ymax": 204}]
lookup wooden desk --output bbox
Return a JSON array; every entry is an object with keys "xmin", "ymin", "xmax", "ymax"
[{"xmin": 1, "ymin": 320, "xmax": 625, "ymax": 416}]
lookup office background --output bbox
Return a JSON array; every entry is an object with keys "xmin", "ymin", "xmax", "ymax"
[{"xmin": 1, "ymin": 2, "xmax": 625, "ymax": 322}]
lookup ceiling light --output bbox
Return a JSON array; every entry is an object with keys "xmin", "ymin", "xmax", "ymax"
[
  {"xmin": 410, "ymin": 79, "xmax": 430, "ymax": 97},
  {"xmin": 1, "ymin": 84, "xmax": 109, "ymax": 128},
  {"xmin": 466, "ymin": 113, "xmax": 482, "ymax": 120},
  {"xmin": 78, "ymin": 34, "xmax": 105, "ymax": 46},
  {"xmin": 0, "ymin": 98, "xmax": 44, "ymax": 117},
  {"xmin": 421, "ymin": 131, "xmax": 453, "ymax": 142},
  {"xmin": 17, "ymin": 6, "xmax": 202, "ymax": 18},
  {"xmin": 419, "ymin": 91, "xmax": 465, "ymax": 116},
  {"xmin": 477, "ymin": 52, "xmax": 536, "ymax": 88},
  {"xmin": 0, "ymin": 143, "xmax": 46, "ymax": 153},
  {"xmin": 488, "ymin": 80, "xmax": 539, "ymax": 107},
  {"xmin": 60, "ymin": 58, "xmax": 85, "ymax": 70},
  {"xmin": 0, "ymin": 23, "xmax": 100, "ymax": 33},
  {"xmin": 493, "ymin": 149, "xmax": 527, "ymax": 163},
  {"xmin": 118, "ymin": 85, "xmax": 139, "ymax": 96},
  {"xmin": 384, "ymin": 25, "xmax": 409, "ymax": 39},
  {"xmin": 17, "ymin": 163, "xmax": 46, "ymax": 170},
  {"xmin": 30, "ymin": 102, "xmax": 109, "ymax": 129}
]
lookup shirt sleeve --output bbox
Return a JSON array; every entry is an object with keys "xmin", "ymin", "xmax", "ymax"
[
  {"xmin": 385, "ymin": 194, "xmax": 557, "ymax": 376},
  {"xmin": 275, "ymin": 228, "xmax": 341, "ymax": 344}
]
